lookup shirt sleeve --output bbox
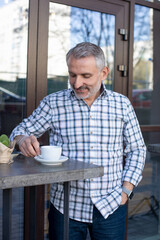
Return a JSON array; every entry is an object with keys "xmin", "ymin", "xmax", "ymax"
[
  {"xmin": 10, "ymin": 96, "xmax": 53, "ymax": 141},
  {"xmin": 122, "ymin": 99, "xmax": 146, "ymax": 186}
]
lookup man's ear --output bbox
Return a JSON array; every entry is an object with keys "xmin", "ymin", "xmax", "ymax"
[{"xmin": 101, "ymin": 66, "xmax": 109, "ymax": 81}]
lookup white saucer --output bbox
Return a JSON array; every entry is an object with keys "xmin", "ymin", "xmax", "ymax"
[{"xmin": 34, "ymin": 155, "xmax": 68, "ymax": 165}]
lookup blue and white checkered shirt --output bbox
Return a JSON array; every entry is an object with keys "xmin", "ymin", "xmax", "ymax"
[{"xmin": 10, "ymin": 85, "xmax": 146, "ymax": 222}]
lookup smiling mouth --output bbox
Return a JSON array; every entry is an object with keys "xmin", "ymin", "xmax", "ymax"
[
  {"xmin": 76, "ymin": 88, "xmax": 87, "ymax": 92},
  {"xmin": 74, "ymin": 86, "xmax": 88, "ymax": 92}
]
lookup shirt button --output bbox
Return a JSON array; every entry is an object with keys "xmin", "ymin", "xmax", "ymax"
[
  {"xmin": 90, "ymin": 146, "xmax": 93, "ymax": 149},
  {"xmin": 90, "ymin": 131, "xmax": 93, "ymax": 134}
]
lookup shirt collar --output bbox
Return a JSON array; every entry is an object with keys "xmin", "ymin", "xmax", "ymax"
[{"xmin": 100, "ymin": 83, "xmax": 108, "ymax": 97}]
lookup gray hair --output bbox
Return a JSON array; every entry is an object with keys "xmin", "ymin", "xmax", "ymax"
[{"xmin": 66, "ymin": 42, "xmax": 105, "ymax": 71}]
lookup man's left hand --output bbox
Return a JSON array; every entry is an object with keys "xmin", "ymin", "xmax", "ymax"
[{"xmin": 121, "ymin": 191, "xmax": 128, "ymax": 205}]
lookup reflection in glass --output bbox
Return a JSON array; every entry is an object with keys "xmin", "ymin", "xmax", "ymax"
[
  {"xmin": 0, "ymin": 1, "xmax": 28, "ymax": 239},
  {"xmin": 48, "ymin": 3, "xmax": 115, "ymax": 94},
  {"xmin": 128, "ymin": 147, "xmax": 160, "ymax": 239},
  {"xmin": 132, "ymin": 5, "xmax": 154, "ymax": 125},
  {"xmin": 133, "ymin": 5, "xmax": 160, "ymax": 127},
  {"xmin": 0, "ymin": 0, "xmax": 28, "ymax": 136},
  {"xmin": 128, "ymin": 132, "xmax": 160, "ymax": 239}
]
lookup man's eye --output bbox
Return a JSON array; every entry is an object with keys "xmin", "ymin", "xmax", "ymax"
[
  {"xmin": 70, "ymin": 74, "xmax": 76, "ymax": 78},
  {"xmin": 83, "ymin": 75, "xmax": 91, "ymax": 78}
]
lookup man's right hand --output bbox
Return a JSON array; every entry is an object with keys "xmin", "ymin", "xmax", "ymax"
[{"xmin": 15, "ymin": 135, "xmax": 40, "ymax": 157}]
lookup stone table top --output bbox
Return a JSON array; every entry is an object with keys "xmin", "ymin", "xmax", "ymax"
[{"xmin": 0, "ymin": 154, "xmax": 104, "ymax": 189}]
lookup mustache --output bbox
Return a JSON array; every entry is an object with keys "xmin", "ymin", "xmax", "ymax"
[{"xmin": 73, "ymin": 86, "xmax": 89, "ymax": 91}]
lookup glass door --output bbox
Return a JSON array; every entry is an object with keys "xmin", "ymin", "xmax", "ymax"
[
  {"xmin": 128, "ymin": 4, "xmax": 160, "ymax": 240},
  {"xmin": 0, "ymin": 0, "xmax": 29, "ymax": 239},
  {"xmin": 35, "ymin": 0, "xmax": 130, "ymax": 239},
  {"xmin": 36, "ymin": 0, "xmax": 130, "ymax": 105}
]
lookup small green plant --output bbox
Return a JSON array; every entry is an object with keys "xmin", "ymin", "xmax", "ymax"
[{"xmin": 0, "ymin": 134, "xmax": 9, "ymax": 147}]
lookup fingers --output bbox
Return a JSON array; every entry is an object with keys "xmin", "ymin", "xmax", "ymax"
[
  {"xmin": 120, "ymin": 192, "xmax": 128, "ymax": 205},
  {"xmin": 31, "ymin": 136, "xmax": 41, "ymax": 155},
  {"xmin": 16, "ymin": 135, "xmax": 40, "ymax": 157}
]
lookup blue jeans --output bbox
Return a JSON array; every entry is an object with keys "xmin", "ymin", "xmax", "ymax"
[{"xmin": 48, "ymin": 203, "xmax": 127, "ymax": 240}]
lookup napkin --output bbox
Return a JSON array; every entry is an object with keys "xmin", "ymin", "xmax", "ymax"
[{"xmin": 0, "ymin": 140, "xmax": 16, "ymax": 164}]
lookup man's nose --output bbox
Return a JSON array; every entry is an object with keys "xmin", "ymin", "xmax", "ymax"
[{"xmin": 74, "ymin": 76, "xmax": 83, "ymax": 89}]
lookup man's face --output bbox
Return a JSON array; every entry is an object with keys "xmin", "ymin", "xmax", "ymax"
[{"xmin": 67, "ymin": 56, "xmax": 108, "ymax": 106}]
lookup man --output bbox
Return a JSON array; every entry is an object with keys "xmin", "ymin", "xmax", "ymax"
[{"xmin": 10, "ymin": 42, "xmax": 146, "ymax": 240}]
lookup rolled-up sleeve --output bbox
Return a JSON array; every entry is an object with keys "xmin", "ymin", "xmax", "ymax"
[
  {"xmin": 10, "ymin": 96, "xmax": 53, "ymax": 141},
  {"xmin": 122, "ymin": 101, "xmax": 146, "ymax": 186}
]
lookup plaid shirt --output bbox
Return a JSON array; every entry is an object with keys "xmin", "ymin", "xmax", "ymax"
[{"xmin": 10, "ymin": 85, "xmax": 146, "ymax": 222}]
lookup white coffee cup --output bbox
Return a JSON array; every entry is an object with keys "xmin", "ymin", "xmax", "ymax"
[{"xmin": 40, "ymin": 145, "xmax": 62, "ymax": 161}]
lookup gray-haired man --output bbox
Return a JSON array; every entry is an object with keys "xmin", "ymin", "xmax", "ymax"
[{"xmin": 10, "ymin": 42, "xmax": 146, "ymax": 240}]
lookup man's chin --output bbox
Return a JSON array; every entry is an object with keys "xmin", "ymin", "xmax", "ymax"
[{"xmin": 75, "ymin": 93, "xmax": 89, "ymax": 100}]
